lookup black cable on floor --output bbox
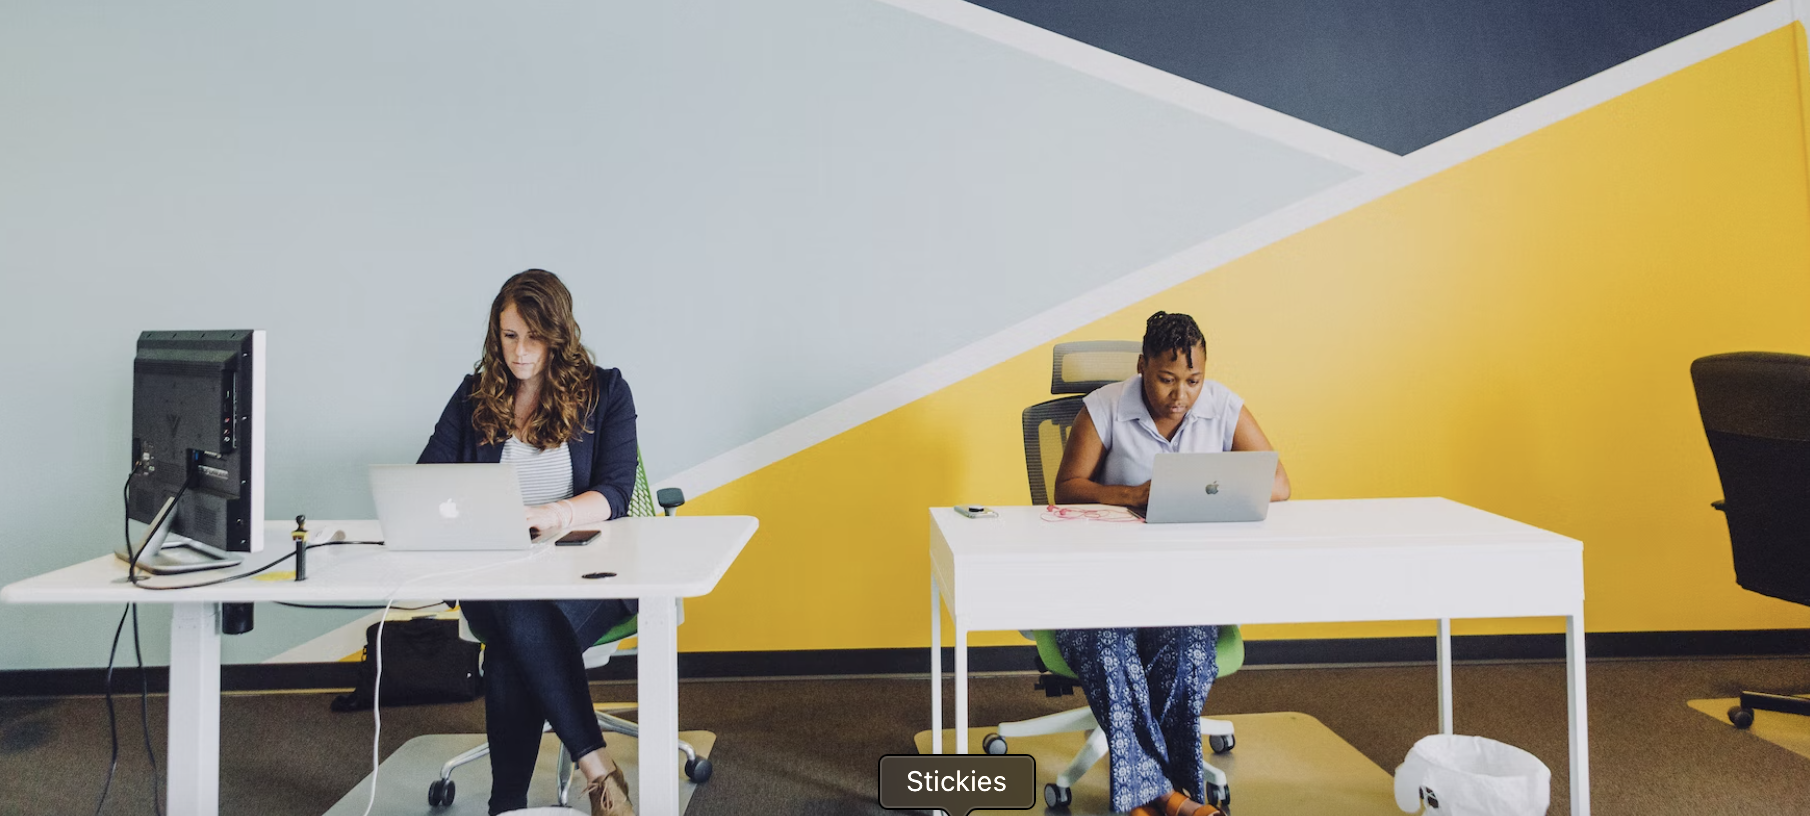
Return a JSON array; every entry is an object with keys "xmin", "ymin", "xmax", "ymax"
[
  {"xmin": 93, "ymin": 603, "xmax": 129, "ymax": 816},
  {"xmin": 114, "ymin": 468, "xmax": 380, "ymax": 813},
  {"xmin": 131, "ymin": 604, "xmax": 163, "ymax": 816}
]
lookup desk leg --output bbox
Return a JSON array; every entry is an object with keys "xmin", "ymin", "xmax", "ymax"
[
  {"xmin": 167, "ymin": 602, "xmax": 221, "ymax": 816},
  {"xmin": 931, "ymin": 576, "xmax": 942, "ymax": 755},
  {"xmin": 1437, "ymin": 618, "xmax": 1453, "ymax": 735},
  {"xmin": 954, "ymin": 625, "xmax": 968, "ymax": 755},
  {"xmin": 637, "ymin": 596, "xmax": 680, "ymax": 816},
  {"xmin": 1567, "ymin": 608, "xmax": 1590, "ymax": 816}
]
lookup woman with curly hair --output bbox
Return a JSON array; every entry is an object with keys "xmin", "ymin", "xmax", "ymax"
[
  {"xmin": 417, "ymin": 269, "xmax": 638, "ymax": 816},
  {"xmin": 1051, "ymin": 311, "xmax": 1290, "ymax": 816}
]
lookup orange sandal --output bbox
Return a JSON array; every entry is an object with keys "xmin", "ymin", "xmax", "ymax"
[
  {"xmin": 1157, "ymin": 790, "xmax": 1220, "ymax": 816},
  {"xmin": 1129, "ymin": 789, "xmax": 1223, "ymax": 816}
]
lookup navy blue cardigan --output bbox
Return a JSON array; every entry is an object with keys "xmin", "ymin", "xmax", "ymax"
[{"xmin": 416, "ymin": 366, "xmax": 640, "ymax": 520}]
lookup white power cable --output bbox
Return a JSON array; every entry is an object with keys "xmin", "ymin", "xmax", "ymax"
[{"xmin": 359, "ymin": 545, "xmax": 551, "ymax": 816}]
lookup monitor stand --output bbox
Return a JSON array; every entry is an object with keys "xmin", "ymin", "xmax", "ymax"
[{"xmin": 115, "ymin": 495, "xmax": 245, "ymax": 575}]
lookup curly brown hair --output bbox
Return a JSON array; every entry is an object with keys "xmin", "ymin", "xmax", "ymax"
[{"xmin": 470, "ymin": 269, "xmax": 599, "ymax": 449}]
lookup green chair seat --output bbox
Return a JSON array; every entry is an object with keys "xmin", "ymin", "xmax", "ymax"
[
  {"xmin": 1031, "ymin": 624, "xmax": 1243, "ymax": 681},
  {"xmin": 595, "ymin": 614, "xmax": 638, "ymax": 648}
]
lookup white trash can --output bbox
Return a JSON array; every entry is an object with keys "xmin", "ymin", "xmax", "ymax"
[{"xmin": 1394, "ymin": 734, "xmax": 1551, "ymax": 816}]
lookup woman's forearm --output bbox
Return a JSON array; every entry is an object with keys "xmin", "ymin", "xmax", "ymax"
[
  {"xmin": 1054, "ymin": 479, "xmax": 1146, "ymax": 507},
  {"xmin": 529, "ymin": 490, "xmax": 617, "ymax": 531},
  {"xmin": 562, "ymin": 491, "xmax": 616, "ymax": 526}
]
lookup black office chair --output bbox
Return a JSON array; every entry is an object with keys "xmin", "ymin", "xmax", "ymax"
[{"xmin": 1690, "ymin": 351, "xmax": 1810, "ymax": 728}]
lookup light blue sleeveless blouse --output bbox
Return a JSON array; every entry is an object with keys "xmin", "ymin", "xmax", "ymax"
[{"xmin": 1081, "ymin": 375, "xmax": 1244, "ymax": 487}]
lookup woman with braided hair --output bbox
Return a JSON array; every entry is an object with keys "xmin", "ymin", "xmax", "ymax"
[{"xmin": 1050, "ymin": 310, "xmax": 1290, "ymax": 816}]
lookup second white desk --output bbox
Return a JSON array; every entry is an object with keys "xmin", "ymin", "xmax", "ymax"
[{"xmin": 928, "ymin": 498, "xmax": 1588, "ymax": 815}]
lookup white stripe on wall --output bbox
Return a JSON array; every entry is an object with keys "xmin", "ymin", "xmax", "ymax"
[
  {"xmin": 877, "ymin": 0, "xmax": 1402, "ymax": 174},
  {"xmin": 266, "ymin": 611, "xmax": 380, "ymax": 664}
]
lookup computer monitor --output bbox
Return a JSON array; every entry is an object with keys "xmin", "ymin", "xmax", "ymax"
[{"xmin": 119, "ymin": 329, "xmax": 266, "ymax": 574}]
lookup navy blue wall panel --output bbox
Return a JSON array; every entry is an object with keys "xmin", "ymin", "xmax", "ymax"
[{"xmin": 963, "ymin": 0, "xmax": 1770, "ymax": 154}]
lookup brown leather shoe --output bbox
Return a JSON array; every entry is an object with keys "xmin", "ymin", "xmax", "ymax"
[{"xmin": 583, "ymin": 765, "xmax": 634, "ymax": 816}]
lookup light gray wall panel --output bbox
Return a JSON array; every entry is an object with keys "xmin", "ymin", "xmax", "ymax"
[{"xmin": 0, "ymin": 0, "xmax": 1350, "ymax": 668}]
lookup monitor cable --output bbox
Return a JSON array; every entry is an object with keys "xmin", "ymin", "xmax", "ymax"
[
  {"xmin": 92, "ymin": 603, "xmax": 130, "ymax": 816},
  {"xmin": 97, "ymin": 472, "xmax": 167, "ymax": 816},
  {"xmin": 130, "ymin": 603, "xmax": 161, "ymax": 816},
  {"xmin": 122, "ymin": 538, "xmax": 384, "ymax": 592},
  {"xmin": 112, "ymin": 469, "xmax": 379, "ymax": 815},
  {"xmin": 123, "ymin": 477, "xmax": 188, "ymax": 586}
]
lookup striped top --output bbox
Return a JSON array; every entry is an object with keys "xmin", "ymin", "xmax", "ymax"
[{"xmin": 500, "ymin": 437, "xmax": 575, "ymax": 506}]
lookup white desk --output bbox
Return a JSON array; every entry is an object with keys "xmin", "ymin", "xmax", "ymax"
[
  {"xmin": 928, "ymin": 498, "xmax": 1588, "ymax": 815},
  {"xmin": 0, "ymin": 515, "xmax": 757, "ymax": 816}
]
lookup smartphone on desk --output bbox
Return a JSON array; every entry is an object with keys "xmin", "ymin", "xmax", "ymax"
[
  {"xmin": 555, "ymin": 530, "xmax": 600, "ymax": 546},
  {"xmin": 953, "ymin": 505, "xmax": 997, "ymax": 519}
]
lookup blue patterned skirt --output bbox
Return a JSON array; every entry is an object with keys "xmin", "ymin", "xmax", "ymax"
[{"xmin": 1054, "ymin": 626, "xmax": 1220, "ymax": 812}]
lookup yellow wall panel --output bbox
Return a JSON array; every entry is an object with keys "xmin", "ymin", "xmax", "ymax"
[{"xmin": 682, "ymin": 27, "xmax": 1810, "ymax": 652}]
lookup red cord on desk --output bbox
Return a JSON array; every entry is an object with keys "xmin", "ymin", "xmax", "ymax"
[{"xmin": 1041, "ymin": 505, "xmax": 1141, "ymax": 523}]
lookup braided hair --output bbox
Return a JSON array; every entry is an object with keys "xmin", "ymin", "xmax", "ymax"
[{"xmin": 1142, "ymin": 311, "xmax": 1206, "ymax": 368}]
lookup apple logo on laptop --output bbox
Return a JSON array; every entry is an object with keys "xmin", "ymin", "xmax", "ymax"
[
  {"xmin": 438, "ymin": 498, "xmax": 460, "ymax": 519},
  {"xmin": 1204, "ymin": 481, "xmax": 1220, "ymax": 495}
]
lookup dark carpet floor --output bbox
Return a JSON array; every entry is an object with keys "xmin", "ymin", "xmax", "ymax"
[{"xmin": 3, "ymin": 657, "xmax": 1808, "ymax": 815}]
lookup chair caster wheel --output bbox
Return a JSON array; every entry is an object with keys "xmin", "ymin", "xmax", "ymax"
[
  {"xmin": 1207, "ymin": 782, "xmax": 1231, "ymax": 814},
  {"xmin": 427, "ymin": 778, "xmax": 456, "ymax": 807},
  {"xmin": 983, "ymin": 733, "xmax": 1007, "ymax": 755},
  {"xmin": 686, "ymin": 755, "xmax": 714, "ymax": 782},
  {"xmin": 1209, "ymin": 733, "xmax": 1236, "ymax": 754},
  {"xmin": 1044, "ymin": 782, "xmax": 1072, "ymax": 809},
  {"xmin": 1729, "ymin": 705, "xmax": 1755, "ymax": 729}
]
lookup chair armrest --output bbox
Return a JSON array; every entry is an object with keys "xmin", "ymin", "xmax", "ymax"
[
  {"xmin": 1712, "ymin": 500, "xmax": 1726, "ymax": 512},
  {"xmin": 657, "ymin": 487, "xmax": 686, "ymax": 516}
]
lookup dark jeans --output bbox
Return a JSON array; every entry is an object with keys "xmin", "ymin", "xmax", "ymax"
[{"xmin": 462, "ymin": 598, "xmax": 633, "ymax": 815}]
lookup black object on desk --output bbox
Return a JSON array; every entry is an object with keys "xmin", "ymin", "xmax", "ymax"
[
  {"xmin": 1692, "ymin": 351, "xmax": 1810, "ymax": 728},
  {"xmin": 293, "ymin": 515, "xmax": 308, "ymax": 582},
  {"xmin": 556, "ymin": 530, "xmax": 600, "ymax": 546}
]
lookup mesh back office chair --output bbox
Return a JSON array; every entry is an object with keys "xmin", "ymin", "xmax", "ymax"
[
  {"xmin": 1691, "ymin": 352, "xmax": 1810, "ymax": 728},
  {"xmin": 987, "ymin": 341, "xmax": 1244, "ymax": 812},
  {"xmin": 426, "ymin": 452, "xmax": 711, "ymax": 810}
]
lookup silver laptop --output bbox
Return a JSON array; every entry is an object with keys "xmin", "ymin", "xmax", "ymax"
[
  {"xmin": 370, "ymin": 464, "xmax": 542, "ymax": 550},
  {"xmin": 1132, "ymin": 451, "xmax": 1279, "ymax": 523}
]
